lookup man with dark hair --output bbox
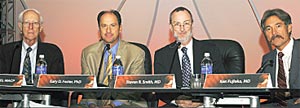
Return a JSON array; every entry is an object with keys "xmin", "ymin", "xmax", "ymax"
[
  {"xmin": 154, "ymin": 6, "xmax": 226, "ymax": 107},
  {"xmin": 81, "ymin": 10, "xmax": 146, "ymax": 107},
  {"xmin": 259, "ymin": 8, "xmax": 300, "ymax": 107},
  {"xmin": 0, "ymin": 8, "xmax": 65, "ymax": 107}
]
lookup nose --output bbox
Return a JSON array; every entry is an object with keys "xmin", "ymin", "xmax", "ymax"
[
  {"xmin": 28, "ymin": 23, "xmax": 34, "ymax": 29},
  {"xmin": 271, "ymin": 28, "xmax": 277, "ymax": 36},
  {"xmin": 106, "ymin": 26, "xmax": 111, "ymax": 33},
  {"xmin": 179, "ymin": 25, "xmax": 185, "ymax": 31}
]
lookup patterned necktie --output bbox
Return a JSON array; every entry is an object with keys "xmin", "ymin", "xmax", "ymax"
[
  {"xmin": 181, "ymin": 47, "xmax": 192, "ymax": 88},
  {"xmin": 275, "ymin": 52, "xmax": 287, "ymax": 106},
  {"xmin": 103, "ymin": 50, "xmax": 112, "ymax": 85},
  {"xmin": 22, "ymin": 47, "xmax": 32, "ymax": 85}
]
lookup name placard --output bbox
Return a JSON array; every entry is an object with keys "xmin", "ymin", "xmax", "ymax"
[
  {"xmin": 114, "ymin": 74, "xmax": 176, "ymax": 89},
  {"xmin": 37, "ymin": 74, "xmax": 95, "ymax": 88},
  {"xmin": 203, "ymin": 73, "xmax": 270, "ymax": 88},
  {"xmin": 0, "ymin": 74, "xmax": 23, "ymax": 87}
]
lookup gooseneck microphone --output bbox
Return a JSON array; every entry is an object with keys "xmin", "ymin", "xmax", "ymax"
[
  {"xmin": 256, "ymin": 60, "xmax": 274, "ymax": 73},
  {"xmin": 9, "ymin": 43, "xmax": 20, "ymax": 74},
  {"xmin": 97, "ymin": 44, "xmax": 110, "ymax": 87},
  {"xmin": 168, "ymin": 41, "xmax": 181, "ymax": 74}
]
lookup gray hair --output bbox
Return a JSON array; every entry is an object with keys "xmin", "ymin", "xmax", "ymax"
[{"xmin": 18, "ymin": 8, "xmax": 43, "ymax": 24}]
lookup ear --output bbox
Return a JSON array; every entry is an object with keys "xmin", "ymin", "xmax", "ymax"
[
  {"xmin": 119, "ymin": 25, "xmax": 122, "ymax": 33},
  {"xmin": 39, "ymin": 26, "xmax": 43, "ymax": 33},
  {"xmin": 169, "ymin": 24, "xmax": 173, "ymax": 31},
  {"xmin": 288, "ymin": 24, "xmax": 292, "ymax": 34},
  {"xmin": 98, "ymin": 30, "xmax": 102, "ymax": 41},
  {"xmin": 18, "ymin": 22, "xmax": 22, "ymax": 31}
]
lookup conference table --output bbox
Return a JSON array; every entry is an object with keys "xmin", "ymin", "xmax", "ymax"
[{"xmin": 0, "ymin": 86, "xmax": 276, "ymax": 107}]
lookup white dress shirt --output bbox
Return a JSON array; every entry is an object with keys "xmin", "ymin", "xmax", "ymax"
[
  {"xmin": 275, "ymin": 37, "xmax": 293, "ymax": 88},
  {"xmin": 19, "ymin": 41, "xmax": 38, "ymax": 82}
]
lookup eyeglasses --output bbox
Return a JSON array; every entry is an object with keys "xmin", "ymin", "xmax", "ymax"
[
  {"xmin": 22, "ymin": 22, "xmax": 40, "ymax": 27},
  {"xmin": 172, "ymin": 21, "xmax": 191, "ymax": 29}
]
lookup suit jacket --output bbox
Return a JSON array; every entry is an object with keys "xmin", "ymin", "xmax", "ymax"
[
  {"xmin": 81, "ymin": 40, "xmax": 146, "ymax": 106},
  {"xmin": 0, "ymin": 41, "xmax": 64, "ymax": 74},
  {"xmin": 261, "ymin": 39, "xmax": 300, "ymax": 98},
  {"xmin": 0, "ymin": 40, "xmax": 65, "ymax": 106},
  {"xmin": 154, "ymin": 38, "xmax": 226, "ymax": 103}
]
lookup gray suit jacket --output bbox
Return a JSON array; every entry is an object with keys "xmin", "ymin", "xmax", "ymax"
[
  {"xmin": 81, "ymin": 40, "xmax": 146, "ymax": 107},
  {"xmin": 261, "ymin": 39, "xmax": 300, "ymax": 106}
]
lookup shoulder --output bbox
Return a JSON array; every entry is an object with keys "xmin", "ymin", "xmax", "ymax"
[
  {"xmin": 1, "ymin": 41, "xmax": 21, "ymax": 49},
  {"xmin": 262, "ymin": 50, "xmax": 276, "ymax": 60},
  {"xmin": 38, "ymin": 42, "xmax": 63, "ymax": 56},
  {"xmin": 121, "ymin": 40, "xmax": 144, "ymax": 53},
  {"xmin": 82, "ymin": 42, "xmax": 102, "ymax": 53},
  {"xmin": 155, "ymin": 42, "xmax": 176, "ymax": 55},
  {"xmin": 39, "ymin": 42, "xmax": 61, "ymax": 50},
  {"xmin": 194, "ymin": 39, "xmax": 217, "ymax": 47}
]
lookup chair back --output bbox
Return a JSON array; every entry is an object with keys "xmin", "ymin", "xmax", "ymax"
[
  {"xmin": 129, "ymin": 42, "xmax": 152, "ymax": 74},
  {"xmin": 200, "ymin": 39, "xmax": 245, "ymax": 73}
]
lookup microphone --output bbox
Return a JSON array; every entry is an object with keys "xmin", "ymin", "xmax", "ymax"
[
  {"xmin": 96, "ymin": 44, "xmax": 110, "ymax": 87},
  {"xmin": 168, "ymin": 41, "xmax": 181, "ymax": 74},
  {"xmin": 9, "ymin": 43, "xmax": 20, "ymax": 74},
  {"xmin": 256, "ymin": 60, "xmax": 274, "ymax": 73}
]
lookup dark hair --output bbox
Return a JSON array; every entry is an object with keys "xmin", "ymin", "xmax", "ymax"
[
  {"xmin": 97, "ymin": 10, "xmax": 122, "ymax": 28},
  {"xmin": 261, "ymin": 8, "xmax": 292, "ymax": 30},
  {"xmin": 169, "ymin": 6, "xmax": 193, "ymax": 24}
]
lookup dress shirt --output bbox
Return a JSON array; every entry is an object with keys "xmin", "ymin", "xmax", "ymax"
[
  {"xmin": 101, "ymin": 40, "xmax": 120, "ymax": 82},
  {"xmin": 19, "ymin": 41, "xmax": 37, "ymax": 78},
  {"xmin": 178, "ymin": 40, "xmax": 194, "ymax": 74},
  {"xmin": 275, "ymin": 37, "xmax": 293, "ymax": 88}
]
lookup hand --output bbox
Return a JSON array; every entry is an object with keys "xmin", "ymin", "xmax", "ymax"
[
  {"xmin": 175, "ymin": 100, "xmax": 202, "ymax": 108},
  {"xmin": 294, "ymin": 98, "xmax": 300, "ymax": 105}
]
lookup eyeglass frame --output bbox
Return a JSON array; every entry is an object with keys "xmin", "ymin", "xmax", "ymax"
[
  {"xmin": 22, "ymin": 21, "xmax": 41, "ymax": 27},
  {"xmin": 171, "ymin": 20, "xmax": 192, "ymax": 29}
]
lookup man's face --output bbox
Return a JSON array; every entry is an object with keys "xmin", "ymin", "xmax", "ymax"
[
  {"xmin": 19, "ymin": 11, "xmax": 42, "ymax": 42},
  {"xmin": 170, "ymin": 10, "xmax": 193, "ymax": 44},
  {"xmin": 263, "ymin": 15, "xmax": 292, "ymax": 51},
  {"xmin": 99, "ymin": 13, "xmax": 122, "ymax": 46}
]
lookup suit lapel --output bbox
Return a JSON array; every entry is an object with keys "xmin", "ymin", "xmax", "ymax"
[
  {"xmin": 289, "ymin": 40, "xmax": 300, "ymax": 88},
  {"xmin": 269, "ymin": 51, "xmax": 277, "ymax": 86}
]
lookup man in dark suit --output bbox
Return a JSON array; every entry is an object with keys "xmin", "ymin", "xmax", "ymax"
[
  {"xmin": 259, "ymin": 8, "xmax": 300, "ymax": 107},
  {"xmin": 0, "ymin": 9, "xmax": 65, "ymax": 106},
  {"xmin": 154, "ymin": 6, "xmax": 226, "ymax": 107}
]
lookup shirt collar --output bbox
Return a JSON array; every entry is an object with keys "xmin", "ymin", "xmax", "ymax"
[
  {"xmin": 180, "ymin": 39, "xmax": 193, "ymax": 51},
  {"xmin": 104, "ymin": 39, "xmax": 120, "ymax": 56},
  {"xmin": 22, "ymin": 41, "xmax": 38, "ymax": 51}
]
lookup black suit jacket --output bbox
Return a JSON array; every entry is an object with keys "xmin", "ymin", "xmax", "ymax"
[
  {"xmin": 0, "ymin": 41, "xmax": 64, "ymax": 74},
  {"xmin": 0, "ymin": 41, "xmax": 65, "ymax": 106},
  {"xmin": 261, "ymin": 39, "xmax": 300, "ymax": 98},
  {"xmin": 154, "ymin": 38, "xmax": 226, "ymax": 103}
]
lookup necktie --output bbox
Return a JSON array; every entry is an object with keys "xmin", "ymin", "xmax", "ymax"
[
  {"xmin": 181, "ymin": 47, "xmax": 192, "ymax": 88},
  {"xmin": 275, "ymin": 52, "xmax": 287, "ymax": 106},
  {"xmin": 103, "ymin": 50, "xmax": 112, "ymax": 85},
  {"xmin": 22, "ymin": 47, "xmax": 32, "ymax": 85}
]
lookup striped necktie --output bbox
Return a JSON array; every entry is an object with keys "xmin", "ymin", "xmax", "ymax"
[
  {"xmin": 22, "ymin": 47, "xmax": 33, "ymax": 85},
  {"xmin": 275, "ymin": 52, "xmax": 287, "ymax": 106},
  {"xmin": 103, "ymin": 50, "xmax": 112, "ymax": 85}
]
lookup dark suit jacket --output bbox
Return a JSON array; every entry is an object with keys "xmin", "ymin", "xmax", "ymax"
[
  {"xmin": 154, "ymin": 38, "xmax": 226, "ymax": 103},
  {"xmin": 0, "ymin": 41, "xmax": 64, "ymax": 74},
  {"xmin": 0, "ymin": 41, "xmax": 65, "ymax": 106},
  {"xmin": 261, "ymin": 39, "xmax": 300, "ymax": 106}
]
